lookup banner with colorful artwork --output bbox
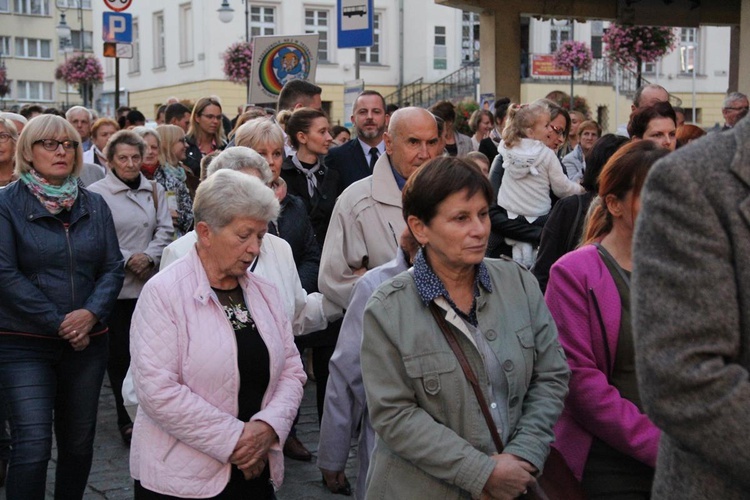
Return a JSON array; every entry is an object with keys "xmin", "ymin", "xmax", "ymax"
[{"xmin": 249, "ymin": 34, "xmax": 320, "ymax": 104}]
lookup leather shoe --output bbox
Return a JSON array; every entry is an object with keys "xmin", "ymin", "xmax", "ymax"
[
  {"xmin": 0, "ymin": 458, "xmax": 7, "ymax": 488},
  {"xmin": 283, "ymin": 435, "xmax": 312, "ymax": 461}
]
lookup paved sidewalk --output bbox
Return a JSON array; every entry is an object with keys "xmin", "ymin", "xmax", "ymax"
[{"xmin": 0, "ymin": 380, "xmax": 359, "ymax": 500}]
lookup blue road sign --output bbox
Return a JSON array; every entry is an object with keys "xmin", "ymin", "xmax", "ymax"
[
  {"xmin": 102, "ymin": 12, "xmax": 133, "ymax": 43},
  {"xmin": 337, "ymin": 0, "xmax": 374, "ymax": 49}
]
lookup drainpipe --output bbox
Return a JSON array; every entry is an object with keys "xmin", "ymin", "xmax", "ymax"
[{"xmin": 398, "ymin": 0, "xmax": 404, "ymax": 105}]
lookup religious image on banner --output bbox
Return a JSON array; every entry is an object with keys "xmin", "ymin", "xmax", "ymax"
[{"xmin": 249, "ymin": 34, "xmax": 320, "ymax": 103}]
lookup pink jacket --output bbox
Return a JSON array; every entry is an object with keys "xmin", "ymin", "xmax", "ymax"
[
  {"xmin": 545, "ymin": 244, "xmax": 659, "ymax": 480},
  {"xmin": 129, "ymin": 247, "xmax": 306, "ymax": 497}
]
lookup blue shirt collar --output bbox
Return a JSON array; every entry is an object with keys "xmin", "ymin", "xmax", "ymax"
[
  {"xmin": 389, "ymin": 161, "xmax": 407, "ymax": 191},
  {"xmin": 412, "ymin": 248, "xmax": 492, "ymax": 326}
]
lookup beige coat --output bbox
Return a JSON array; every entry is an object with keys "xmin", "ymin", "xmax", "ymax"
[
  {"xmin": 318, "ymin": 154, "xmax": 405, "ymax": 309},
  {"xmin": 88, "ymin": 171, "xmax": 174, "ymax": 298}
]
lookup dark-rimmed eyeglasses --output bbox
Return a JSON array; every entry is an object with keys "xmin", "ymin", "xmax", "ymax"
[
  {"xmin": 199, "ymin": 113, "xmax": 222, "ymax": 121},
  {"xmin": 0, "ymin": 133, "xmax": 15, "ymax": 144},
  {"xmin": 34, "ymin": 139, "xmax": 79, "ymax": 151}
]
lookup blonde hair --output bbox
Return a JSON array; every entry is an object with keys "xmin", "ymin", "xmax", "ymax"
[
  {"xmin": 156, "ymin": 124, "xmax": 185, "ymax": 166},
  {"xmin": 501, "ymin": 100, "xmax": 550, "ymax": 148},
  {"xmin": 276, "ymin": 109, "xmax": 292, "ymax": 131},
  {"xmin": 235, "ymin": 119, "xmax": 285, "ymax": 150},
  {"xmin": 15, "ymin": 115, "xmax": 83, "ymax": 178},
  {"xmin": 0, "ymin": 117, "xmax": 19, "ymax": 141}
]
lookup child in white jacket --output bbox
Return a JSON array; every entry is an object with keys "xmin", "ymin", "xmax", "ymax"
[{"xmin": 497, "ymin": 100, "xmax": 584, "ymax": 267}]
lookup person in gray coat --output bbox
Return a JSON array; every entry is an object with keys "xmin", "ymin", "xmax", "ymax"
[
  {"xmin": 361, "ymin": 157, "xmax": 569, "ymax": 499},
  {"xmin": 633, "ymin": 115, "xmax": 750, "ymax": 499}
]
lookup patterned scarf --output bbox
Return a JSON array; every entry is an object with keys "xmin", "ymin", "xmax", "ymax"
[
  {"xmin": 21, "ymin": 168, "xmax": 78, "ymax": 214},
  {"xmin": 291, "ymin": 153, "xmax": 320, "ymax": 198},
  {"xmin": 163, "ymin": 163, "xmax": 187, "ymax": 182}
]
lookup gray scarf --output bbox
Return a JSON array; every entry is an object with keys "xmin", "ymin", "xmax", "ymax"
[{"xmin": 291, "ymin": 153, "xmax": 320, "ymax": 198}]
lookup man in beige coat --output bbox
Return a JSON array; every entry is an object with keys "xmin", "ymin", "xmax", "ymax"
[{"xmin": 319, "ymin": 107, "xmax": 442, "ymax": 309}]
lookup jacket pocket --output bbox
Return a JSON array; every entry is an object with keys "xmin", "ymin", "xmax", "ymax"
[
  {"xmin": 403, "ymin": 352, "xmax": 457, "ymax": 397},
  {"xmin": 515, "ymin": 325, "xmax": 535, "ymax": 387}
]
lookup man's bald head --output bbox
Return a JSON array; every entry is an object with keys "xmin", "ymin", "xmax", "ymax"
[
  {"xmin": 633, "ymin": 84, "xmax": 669, "ymax": 111},
  {"xmin": 384, "ymin": 107, "xmax": 441, "ymax": 179}
]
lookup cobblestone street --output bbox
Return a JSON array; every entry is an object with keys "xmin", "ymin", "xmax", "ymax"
[{"xmin": 0, "ymin": 380, "xmax": 359, "ymax": 500}]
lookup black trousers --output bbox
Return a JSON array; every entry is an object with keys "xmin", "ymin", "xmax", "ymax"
[{"xmin": 107, "ymin": 299, "xmax": 138, "ymax": 430}]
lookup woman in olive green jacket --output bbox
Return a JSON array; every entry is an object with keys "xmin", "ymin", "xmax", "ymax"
[{"xmin": 361, "ymin": 157, "xmax": 569, "ymax": 500}]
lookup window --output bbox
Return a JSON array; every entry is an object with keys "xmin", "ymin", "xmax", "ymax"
[
  {"xmin": 15, "ymin": 38, "xmax": 52, "ymax": 59},
  {"xmin": 56, "ymin": 0, "xmax": 91, "ymax": 8},
  {"xmin": 129, "ymin": 19, "xmax": 140, "ymax": 73},
  {"xmin": 153, "ymin": 11, "xmax": 165, "ymax": 69},
  {"xmin": 250, "ymin": 6, "xmax": 276, "ymax": 37},
  {"xmin": 14, "ymin": 0, "xmax": 49, "ymax": 15},
  {"xmin": 550, "ymin": 19, "xmax": 571, "ymax": 53},
  {"xmin": 590, "ymin": 21, "xmax": 603, "ymax": 58},
  {"xmin": 70, "ymin": 30, "xmax": 93, "ymax": 52},
  {"xmin": 0, "ymin": 0, "xmax": 9, "ymax": 13},
  {"xmin": 642, "ymin": 60, "xmax": 656, "ymax": 75},
  {"xmin": 16, "ymin": 80, "xmax": 54, "ymax": 101},
  {"xmin": 434, "ymin": 26, "xmax": 447, "ymax": 70},
  {"xmin": 461, "ymin": 10, "xmax": 480, "ymax": 64},
  {"xmin": 179, "ymin": 3, "xmax": 193, "ymax": 63},
  {"xmin": 359, "ymin": 12, "xmax": 381, "ymax": 64},
  {"xmin": 305, "ymin": 9, "xmax": 329, "ymax": 62},
  {"xmin": 679, "ymin": 28, "xmax": 699, "ymax": 74},
  {"xmin": 0, "ymin": 36, "xmax": 10, "ymax": 57}
]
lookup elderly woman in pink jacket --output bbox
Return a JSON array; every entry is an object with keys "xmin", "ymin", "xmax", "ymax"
[
  {"xmin": 129, "ymin": 169, "xmax": 306, "ymax": 499},
  {"xmin": 545, "ymin": 141, "xmax": 667, "ymax": 499}
]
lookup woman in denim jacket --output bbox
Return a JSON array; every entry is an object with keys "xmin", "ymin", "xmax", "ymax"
[{"xmin": 0, "ymin": 115, "xmax": 124, "ymax": 499}]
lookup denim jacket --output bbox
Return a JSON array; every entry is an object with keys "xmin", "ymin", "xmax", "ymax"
[{"xmin": 0, "ymin": 181, "xmax": 124, "ymax": 339}]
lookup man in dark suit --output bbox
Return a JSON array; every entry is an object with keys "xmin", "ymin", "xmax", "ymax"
[{"xmin": 325, "ymin": 90, "xmax": 388, "ymax": 190}]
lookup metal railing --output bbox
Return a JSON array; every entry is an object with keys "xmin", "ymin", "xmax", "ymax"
[{"xmin": 385, "ymin": 60, "xmax": 479, "ymax": 109}]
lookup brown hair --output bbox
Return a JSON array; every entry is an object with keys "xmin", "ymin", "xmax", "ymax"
[
  {"xmin": 187, "ymin": 96, "xmax": 224, "ymax": 145},
  {"xmin": 627, "ymin": 101, "xmax": 676, "ymax": 139},
  {"xmin": 91, "ymin": 118, "xmax": 119, "ymax": 139},
  {"xmin": 286, "ymin": 107, "xmax": 328, "ymax": 150},
  {"xmin": 577, "ymin": 120, "xmax": 601, "ymax": 137},
  {"xmin": 675, "ymin": 124, "xmax": 706, "ymax": 149},
  {"xmin": 583, "ymin": 141, "xmax": 669, "ymax": 243},
  {"xmin": 403, "ymin": 156, "xmax": 492, "ymax": 226}
]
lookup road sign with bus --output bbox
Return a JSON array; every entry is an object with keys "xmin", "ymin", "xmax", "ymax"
[{"xmin": 337, "ymin": 0, "xmax": 373, "ymax": 48}]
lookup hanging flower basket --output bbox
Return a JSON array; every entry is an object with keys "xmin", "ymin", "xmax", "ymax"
[
  {"xmin": 54, "ymin": 53, "xmax": 104, "ymax": 86},
  {"xmin": 223, "ymin": 41, "xmax": 254, "ymax": 84},
  {"xmin": 602, "ymin": 24, "xmax": 676, "ymax": 70},
  {"xmin": 553, "ymin": 41, "xmax": 593, "ymax": 73},
  {"xmin": 0, "ymin": 66, "xmax": 9, "ymax": 98}
]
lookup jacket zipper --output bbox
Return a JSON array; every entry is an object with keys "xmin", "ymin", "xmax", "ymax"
[{"xmin": 63, "ymin": 223, "xmax": 76, "ymax": 304}]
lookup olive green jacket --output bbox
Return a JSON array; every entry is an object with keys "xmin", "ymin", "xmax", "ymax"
[{"xmin": 361, "ymin": 259, "xmax": 570, "ymax": 499}]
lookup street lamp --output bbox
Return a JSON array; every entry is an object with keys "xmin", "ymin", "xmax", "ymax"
[
  {"xmin": 217, "ymin": 0, "xmax": 251, "ymax": 103},
  {"xmin": 56, "ymin": 11, "xmax": 73, "ymax": 109}
]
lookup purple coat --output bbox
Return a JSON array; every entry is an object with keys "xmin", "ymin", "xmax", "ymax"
[{"xmin": 545, "ymin": 244, "xmax": 659, "ymax": 480}]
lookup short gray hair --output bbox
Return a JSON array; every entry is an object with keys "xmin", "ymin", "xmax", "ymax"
[
  {"xmin": 207, "ymin": 146, "xmax": 273, "ymax": 184},
  {"xmin": 723, "ymin": 92, "xmax": 748, "ymax": 109},
  {"xmin": 104, "ymin": 130, "xmax": 146, "ymax": 162},
  {"xmin": 65, "ymin": 106, "xmax": 93, "ymax": 122},
  {"xmin": 193, "ymin": 169, "xmax": 279, "ymax": 229}
]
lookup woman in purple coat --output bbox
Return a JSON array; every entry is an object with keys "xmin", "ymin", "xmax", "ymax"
[{"xmin": 545, "ymin": 141, "xmax": 668, "ymax": 499}]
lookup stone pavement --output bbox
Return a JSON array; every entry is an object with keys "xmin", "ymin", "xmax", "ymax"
[{"xmin": 0, "ymin": 380, "xmax": 359, "ymax": 500}]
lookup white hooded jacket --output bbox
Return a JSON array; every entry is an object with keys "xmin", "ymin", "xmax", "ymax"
[{"xmin": 497, "ymin": 138, "xmax": 583, "ymax": 220}]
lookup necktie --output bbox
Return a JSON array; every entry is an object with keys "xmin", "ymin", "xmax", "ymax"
[{"xmin": 369, "ymin": 147, "xmax": 379, "ymax": 170}]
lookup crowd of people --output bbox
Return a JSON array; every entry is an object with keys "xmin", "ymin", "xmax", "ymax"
[{"xmin": 0, "ymin": 79, "xmax": 748, "ymax": 500}]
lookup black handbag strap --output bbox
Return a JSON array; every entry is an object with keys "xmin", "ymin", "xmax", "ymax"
[{"xmin": 428, "ymin": 302, "xmax": 505, "ymax": 454}]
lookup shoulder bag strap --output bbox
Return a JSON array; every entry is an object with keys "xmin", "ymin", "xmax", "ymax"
[
  {"xmin": 151, "ymin": 180, "xmax": 159, "ymax": 212},
  {"xmin": 428, "ymin": 302, "xmax": 505, "ymax": 454}
]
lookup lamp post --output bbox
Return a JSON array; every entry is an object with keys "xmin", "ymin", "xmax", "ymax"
[{"xmin": 218, "ymin": 0, "xmax": 251, "ymax": 104}]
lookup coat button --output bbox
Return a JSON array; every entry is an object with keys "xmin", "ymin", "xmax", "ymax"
[
  {"xmin": 425, "ymin": 379, "xmax": 439, "ymax": 392},
  {"xmin": 503, "ymin": 360, "xmax": 514, "ymax": 371},
  {"xmin": 485, "ymin": 329, "xmax": 497, "ymax": 341},
  {"xmin": 392, "ymin": 280, "xmax": 404, "ymax": 289},
  {"xmin": 143, "ymin": 222, "xmax": 148, "ymax": 227},
  {"xmin": 509, "ymin": 396, "xmax": 519, "ymax": 407}
]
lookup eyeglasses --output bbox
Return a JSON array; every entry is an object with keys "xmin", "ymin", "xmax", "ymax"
[
  {"xmin": 34, "ymin": 139, "xmax": 79, "ymax": 151},
  {"xmin": 724, "ymin": 106, "xmax": 749, "ymax": 112},
  {"xmin": 0, "ymin": 133, "xmax": 15, "ymax": 143},
  {"xmin": 200, "ymin": 113, "xmax": 222, "ymax": 121},
  {"xmin": 548, "ymin": 124, "xmax": 566, "ymax": 138}
]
